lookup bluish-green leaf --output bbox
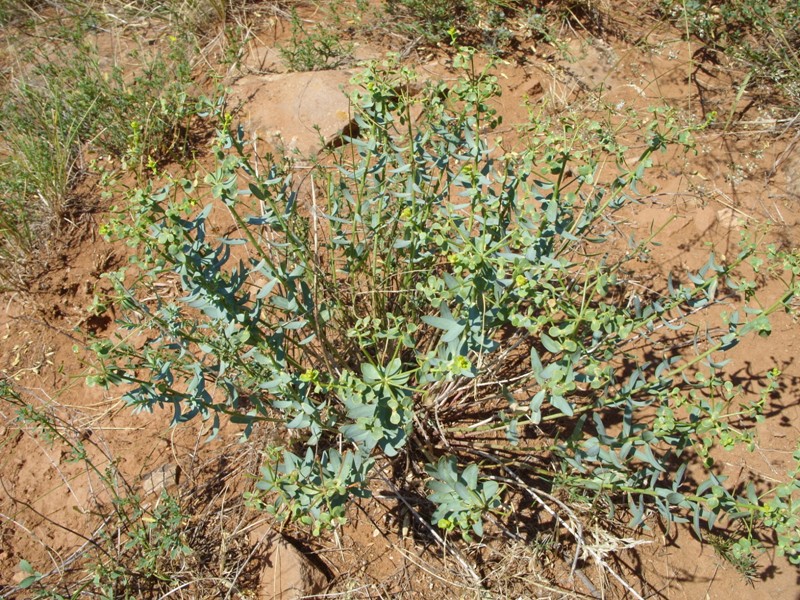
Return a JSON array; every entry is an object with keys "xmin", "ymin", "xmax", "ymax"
[
  {"xmin": 549, "ymin": 395, "xmax": 573, "ymax": 416},
  {"xmin": 540, "ymin": 333, "xmax": 561, "ymax": 353}
]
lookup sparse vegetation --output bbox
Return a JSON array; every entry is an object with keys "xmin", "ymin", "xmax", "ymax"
[
  {"xmin": 0, "ymin": 6, "xmax": 215, "ymax": 290},
  {"xmin": 384, "ymin": 0, "xmax": 524, "ymax": 51},
  {"xmin": 0, "ymin": 379, "xmax": 198, "ymax": 598},
  {"xmin": 385, "ymin": 0, "xmax": 478, "ymax": 42},
  {"xmin": 279, "ymin": 6, "xmax": 353, "ymax": 71},
  {"xmin": 2, "ymin": 1, "xmax": 800, "ymax": 597},
  {"xmin": 659, "ymin": 0, "xmax": 800, "ymax": 108}
]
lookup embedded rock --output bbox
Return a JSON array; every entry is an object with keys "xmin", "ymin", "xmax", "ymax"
[
  {"xmin": 249, "ymin": 526, "xmax": 328, "ymax": 600},
  {"xmin": 141, "ymin": 463, "xmax": 179, "ymax": 497},
  {"xmin": 230, "ymin": 71, "xmax": 357, "ymax": 157}
]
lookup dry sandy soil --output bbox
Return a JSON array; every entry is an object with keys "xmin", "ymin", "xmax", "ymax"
[{"xmin": 1, "ymin": 3, "xmax": 799, "ymax": 598}]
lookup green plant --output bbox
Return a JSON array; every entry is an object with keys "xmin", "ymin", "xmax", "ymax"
[
  {"xmin": 279, "ymin": 8, "xmax": 352, "ymax": 72},
  {"xmin": 16, "ymin": 559, "xmax": 45, "ymax": 591},
  {"xmin": 0, "ymin": 0, "xmax": 42, "ymax": 25},
  {"xmin": 0, "ymin": 18, "xmax": 211, "ymax": 290},
  {"xmin": 0, "ymin": 167, "xmax": 42, "ymax": 289},
  {"xmin": 0, "ymin": 72, "xmax": 89, "ymax": 288},
  {"xmin": 250, "ymin": 447, "xmax": 374, "ymax": 536},
  {"xmin": 123, "ymin": 492, "xmax": 194, "ymax": 581},
  {"xmin": 385, "ymin": 0, "xmax": 524, "ymax": 49},
  {"xmin": 706, "ymin": 531, "xmax": 758, "ymax": 582},
  {"xmin": 27, "ymin": 32, "xmax": 201, "ymax": 164},
  {"xmin": 385, "ymin": 0, "xmax": 478, "ymax": 42},
  {"xmin": 426, "ymin": 457, "xmax": 504, "ymax": 540},
  {"xmin": 93, "ymin": 50, "xmax": 800, "ymax": 569}
]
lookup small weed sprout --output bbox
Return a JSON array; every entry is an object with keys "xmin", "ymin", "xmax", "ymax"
[{"xmin": 426, "ymin": 457, "xmax": 504, "ymax": 541}]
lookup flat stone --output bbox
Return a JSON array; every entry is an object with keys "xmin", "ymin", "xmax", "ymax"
[
  {"xmin": 693, "ymin": 205, "xmax": 718, "ymax": 233},
  {"xmin": 249, "ymin": 525, "xmax": 328, "ymax": 600},
  {"xmin": 716, "ymin": 207, "xmax": 746, "ymax": 230},
  {"xmin": 230, "ymin": 71, "xmax": 357, "ymax": 157},
  {"xmin": 141, "ymin": 463, "xmax": 179, "ymax": 497},
  {"xmin": 557, "ymin": 38, "xmax": 619, "ymax": 92}
]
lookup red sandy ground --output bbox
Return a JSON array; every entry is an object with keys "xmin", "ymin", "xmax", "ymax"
[{"xmin": 1, "ymin": 6, "xmax": 799, "ymax": 598}]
